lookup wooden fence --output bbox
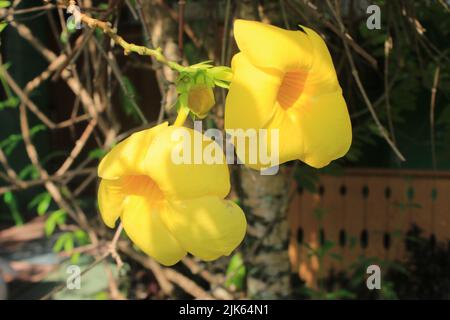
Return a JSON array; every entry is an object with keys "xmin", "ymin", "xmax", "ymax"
[{"xmin": 288, "ymin": 168, "xmax": 450, "ymax": 287}]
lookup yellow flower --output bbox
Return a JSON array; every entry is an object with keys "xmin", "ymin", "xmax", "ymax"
[
  {"xmin": 187, "ymin": 84, "xmax": 215, "ymax": 119},
  {"xmin": 97, "ymin": 122, "xmax": 246, "ymax": 266},
  {"xmin": 225, "ymin": 20, "xmax": 352, "ymax": 169}
]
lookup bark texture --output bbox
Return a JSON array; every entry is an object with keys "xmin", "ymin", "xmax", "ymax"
[
  {"xmin": 237, "ymin": 167, "xmax": 293, "ymax": 299},
  {"xmin": 142, "ymin": 0, "xmax": 180, "ymax": 112}
]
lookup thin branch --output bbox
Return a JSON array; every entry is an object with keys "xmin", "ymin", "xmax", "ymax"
[
  {"xmin": 279, "ymin": 0, "xmax": 290, "ymax": 29},
  {"xmin": 40, "ymin": 252, "xmax": 110, "ymax": 300},
  {"xmin": 0, "ymin": 168, "xmax": 96, "ymax": 195},
  {"xmin": 54, "ymin": 118, "xmax": 98, "ymax": 176},
  {"xmin": 384, "ymin": 34, "xmax": 397, "ymax": 146},
  {"xmin": 93, "ymin": 37, "xmax": 148, "ymax": 124},
  {"xmin": 327, "ymin": 0, "xmax": 405, "ymax": 162},
  {"xmin": 75, "ymin": 9, "xmax": 183, "ymax": 70},
  {"xmin": 430, "ymin": 66, "xmax": 440, "ymax": 171},
  {"xmin": 287, "ymin": 0, "xmax": 378, "ymax": 69},
  {"xmin": 108, "ymin": 223, "xmax": 124, "ymax": 269},
  {"xmin": 120, "ymin": 244, "xmax": 213, "ymax": 299},
  {"xmin": 177, "ymin": 0, "xmax": 186, "ymax": 57}
]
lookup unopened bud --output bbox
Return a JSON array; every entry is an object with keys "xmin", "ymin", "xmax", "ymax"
[{"xmin": 187, "ymin": 85, "xmax": 215, "ymax": 119}]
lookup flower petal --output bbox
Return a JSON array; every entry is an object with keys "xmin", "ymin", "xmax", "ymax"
[
  {"xmin": 265, "ymin": 106, "xmax": 304, "ymax": 165},
  {"xmin": 162, "ymin": 196, "xmax": 246, "ymax": 261},
  {"xmin": 98, "ymin": 122, "xmax": 169, "ymax": 180},
  {"xmin": 121, "ymin": 195, "xmax": 186, "ymax": 266},
  {"xmin": 144, "ymin": 126, "xmax": 231, "ymax": 200},
  {"xmin": 233, "ymin": 19, "xmax": 314, "ymax": 72},
  {"xmin": 98, "ymin": 179, "xmax": 124, "ymax": 228},
  {"xmin": 225, "ymin": 53, "xmax": 281, "ymax": 130},
  {"xmin": 294, "ymin": 91, "xmax": 352, "ymax": 168},
  {"xmin": 227, "ymin": 89, "xmax": 351, "ymax": 170},
  {"xmin": 301, "ymin": 27, "xmax": 342, "ymax": 95}
]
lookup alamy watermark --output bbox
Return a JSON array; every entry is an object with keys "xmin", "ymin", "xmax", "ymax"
[
  {"xmin": 366, "ymin": 264, "xmax": 381, "ymax": 290},
  {"xmin": 170, "ymin": 121, "xmax": 280, "ymax": 175},
  {"xmin": 366, "ymin": 4, "xmax": 381, "ymax": 30},
  {"xmin": 66, "ymin": 265, "xmax": 81, "ymax": 290}
]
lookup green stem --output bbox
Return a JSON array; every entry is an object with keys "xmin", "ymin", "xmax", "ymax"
[{"xmin": 79, "ymin": 12, "xmax": 184, "ymax": 72}]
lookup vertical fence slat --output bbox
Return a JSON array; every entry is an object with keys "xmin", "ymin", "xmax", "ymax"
[
  {"xmin": 435, "ymin": 179, "xmax": 450, "ymax": 241},
  {"xmin": 299, "ymin": 189, "xmax": 321, "ymax": 288},
  {"xmin": 341, "ymin": 175, "xmax": 365, "ymax": 270},
  {"xmin": 386, "ymin": 177, "xmax": 407, "ymax": 261},
  {"xmin": 321, "ymin": 175, "xmax": 343, "ymax": 273},
  {"xmin": 366, "ymin": 177, "xmax": 388, "ymax": 260},
  {"xmin": 412, "ymin": 178, "xmax": 433, "ymax": 238}
]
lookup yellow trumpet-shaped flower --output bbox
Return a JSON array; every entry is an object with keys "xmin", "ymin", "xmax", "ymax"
[
  {"xmin": 225, "ymin": 20, "xmax": 352, "ymax": 169},
  {"xmin": 97, "ymin": 122, "xmax": 246, "ymax": 266}
]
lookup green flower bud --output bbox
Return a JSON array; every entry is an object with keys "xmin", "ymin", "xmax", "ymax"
[{"xmin": 187, "ymin": 84, "xmax": 215, "ymax": 119}]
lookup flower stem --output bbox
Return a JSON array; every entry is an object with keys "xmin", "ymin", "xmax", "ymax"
[
  {"xmin": 64, "ymin": 1, "xmax": 183, "ymax": 72},
  {"xmin": 173, "ymin": 107, "xmax": 190, "ymax": 127}
]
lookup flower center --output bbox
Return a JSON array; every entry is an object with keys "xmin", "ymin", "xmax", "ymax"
[
  {"xmin": 277, "ymin": 71, "xmax": 307, "ymax": 110},
  {"xmin": 122, "ymin": 175, "xmax": 164, "ymax": 204}
]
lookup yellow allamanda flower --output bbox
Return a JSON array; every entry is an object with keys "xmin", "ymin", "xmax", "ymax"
[
  {"xmin": 225, "ymin": 20, "xmax": 352, "ymax": 169},
  {"xmin": 98, "ymin": 122, "xmax": 246, "ymax": 266}
]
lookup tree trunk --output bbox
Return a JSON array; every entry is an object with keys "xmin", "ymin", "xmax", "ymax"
[
  {"xmin": 236, "ymin": 167, "xmax": 293, "ymax": 299},
  {"xmin": 227, "ymin": 0, "xmax": 294, "ymax": 300},
  {"xmin": 141, "ymin": 0, "xmax": 180, "ymax": 113}
]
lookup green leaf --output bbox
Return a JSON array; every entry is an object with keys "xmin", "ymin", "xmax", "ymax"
[
  {"xmin": 3, "ymin": 191, "xmax": 23, "ymax": 226},
  {"xmin": 225, "ymin": 253, "xmax": 246, "ymax": 291},
  {"xmin": 0, "ymin": 96, "xmax": 19, "ymax": 109},
  {"xmin": 71, "ymin": 252, "xmax": 81, "ymax": 264},
  {"xmin": 53, "ymin": 232, "xmax": 71, "ymax": 252},
  {"xmin": 176, "ymin": 74, "xmax": 193, "ymax": 94},
  {"xmin": 207, "ymin": 66, "xmax": 233, "ymax": 82},
  {"xmin": 325, "ymin": 289, "xmax": 356, "ymax": 300},
  {"xmin": 28, "ymin": 192, "xmax": 52, "ymax": 216},
  {"xmin": 53, "ymin": 230, "xmax": 87, "ymax": 260},
  {"xmin": 0, "ymin": 133, "xmax": 22, "ymax": 155},
  {"xmin": 88, "ymin": 148, "xmax": 107, "ymax": 160},
  {"xmin": 214, "ymin": 79, "xmax": 230, "ymax": 89},
  {"xmin": 188, "ymin": 60, "xmax": 213, "ymax": 70},
  {"xmin": 18, "ymin": 164, "xmax": 39, "ymax": 180},
  {"xmin": 94, "ymin": 291, "xmax": 109, "ymax": 300},
  {"xmin": 45, "ymin": 209, "xmax": 67, "ymax": 237},
  {"xmin": 66, "ymin": 16, "xmax": 78, "ymax": 33},
  {"xmin": 298, "ymin": 286, "xmax": 320, "ymax": 299},
  {"xmin": 0, "ymin": 125, "xmax": 45, "ymax": 155},
  {"xmin": 0, "ymin": 1, "xmax": 11, "ymax": 8},
  {"xmin": 73, "ymin": 229, "xmax": 90, "ymax": 245},
  {"xmin": 0, "ymin": 22, "xmax": 7, "ymax": 33},
  {"xmin": 37, "ymin": 193, "xmax": 52, "ymax": 216},
  {"xmin": 60, "ymin": 30, "xmax": 69, "ymax": 44},
  {"xmin": 64, "ymin": 234, "xmax": 74, "ymax": 252}
]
